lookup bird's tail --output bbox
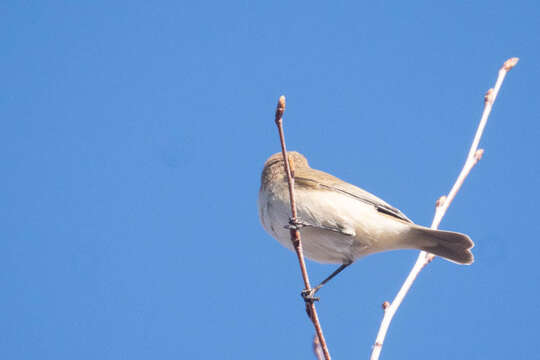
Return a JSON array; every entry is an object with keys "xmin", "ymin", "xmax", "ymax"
[{"xmin": 405, "ymin": 225, "xmax": 474, "ymax": 265}]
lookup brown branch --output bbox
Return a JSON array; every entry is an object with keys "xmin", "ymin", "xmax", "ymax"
[
  {"xmin": 370, "ymin": 57, "xmax": 519, "ymax": 360},
  {"xmin": 274, "ymin": 95, "xmax": 332, "ymax": 360}
]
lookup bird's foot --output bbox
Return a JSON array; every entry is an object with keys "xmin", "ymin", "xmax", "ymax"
[
  {"xmin": 301, "ymin": 286, "xmax": 321, "ymax": 303},
  {"xmin": 285, "ymin": 217, "xmax": 308, "ymax": 230}
]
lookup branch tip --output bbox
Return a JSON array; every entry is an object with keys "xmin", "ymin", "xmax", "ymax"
[
  {"xmin": 278, "ymin": 95, "xmax": 286, "ymax": 108},
  {"xmin": 435, "ymin": 195, "xmax": 447, "ymax": 209},
  {"xmin": 503, "ymin": 57, "xmax": 519, "ymax": 71},
  {"xmin": 484, "ymin": 88, "xmax": 494, "ymax": 104},
  {"xmin": 475, "ymin": 149, "xmax": 484, "ymax": 161},
  {"xmin": 275, "ymin": 95, "xmax": 286, "ymax": 123}
]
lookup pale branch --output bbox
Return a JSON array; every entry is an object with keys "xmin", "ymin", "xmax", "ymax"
[{"xmin": 370, "ymin": 57, "xmax": 519, "ymax": 360}]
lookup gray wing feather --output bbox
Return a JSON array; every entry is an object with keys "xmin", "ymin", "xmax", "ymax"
[
  {"xmin": 324, "ymin": 183, "xmax": 412, "ymax": 223},
  {"xmin": 296, "ymin": 175, "xmax": 412, "ymax": 224}
]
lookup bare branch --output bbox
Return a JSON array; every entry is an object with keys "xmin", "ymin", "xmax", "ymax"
[
  {"xmin": 370, "ymin": 57, "xmax": 519, "ymax": 360},
  {"xmin": 274, "ymin": 96, "xmax": 332, "ymax": 360}
]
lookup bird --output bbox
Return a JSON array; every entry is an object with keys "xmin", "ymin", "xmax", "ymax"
[{"xmin": 258, "ymin": 151, "xmax": 474, "ymax": 296}]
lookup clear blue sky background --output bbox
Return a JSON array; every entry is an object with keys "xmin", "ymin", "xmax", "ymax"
[{"xmin": 2, "ymin": 1, "xmax": 538, "ymax": 359}]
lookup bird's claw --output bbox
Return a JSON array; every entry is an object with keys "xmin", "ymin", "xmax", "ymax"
[
  {"xmin": 285, "ymin": 217, "xmax": 307, "ymax": 230},
  {"xmin": 301, "ymin": 288, "xmax": 320, "ymax": 303}
]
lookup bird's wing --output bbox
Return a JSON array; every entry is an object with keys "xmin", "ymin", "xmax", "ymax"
[
  {"xmin": 294, "ymin": 168, "xmax": 412, "ymax": 224},
  {"xmin": 288, "ymin": 175, "xmax": 355, "ymax": 236}
]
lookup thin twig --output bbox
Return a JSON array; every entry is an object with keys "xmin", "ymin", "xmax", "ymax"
[
  {"xmin": 274, "ymin": 96, "xmax": 332, "ymax": 360},
  {"xmin": 370, "ymin": 57, "xmax": 519, "ymax": 360}
]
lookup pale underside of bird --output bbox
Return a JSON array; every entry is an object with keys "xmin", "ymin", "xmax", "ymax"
[{"xmin": 258, "ymin": 151, "xmax": 474, "ymax": 265}]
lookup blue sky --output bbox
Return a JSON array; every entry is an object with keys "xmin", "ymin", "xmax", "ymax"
[{"xmin": 2, "ymin": 1, "xmax": 539, "ymax": 359}]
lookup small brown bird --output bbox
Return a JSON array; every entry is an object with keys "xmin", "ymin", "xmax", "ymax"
[{"xmin": 258, "ymin": 152, "xmax": 474, "ymax": 292}]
